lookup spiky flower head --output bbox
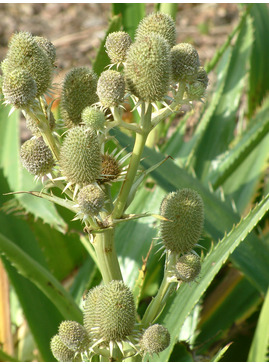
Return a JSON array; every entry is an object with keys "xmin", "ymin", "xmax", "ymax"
[
  {"xmin": 160, "ymin": 189, "xmax": 204, "ymax": 254},
  {"xmin": 83, "ymin": 281, "xmax": 136, "ymax": 342},
  {"xmin": 20, "ymin": 137, "xmax": 54, "ymax": 177},
  {"xmin": 97, "ymin": 70, "xmax": 125, "ymax": 109},
  {"xmin": 58, "ymin": 320, "xmax": 91, "ymax": 352},
  {"xmin": 34, "ymin": 35, "xmax": 56, "ymax": 66},
  {"xmin": 140, "ymin": 324, "xmax": 170, "ymax": 355},
  {"xmin": 171, "ymin": 43, "xmax": 200, "ymax": 83},
  {"xmin": 4, "ymin": 31, "xmax": 53, "ymax": 96},
  {"xmin": 196, "ymin": 66, "xmax": 208, "ymax": 89},
  {"xmin": 175, "ymin": 253, "xmax": 201, "ymax": 282},
  {"xmin": 83, "ymin": 285, "xmax": 104, "ymax": 336},
  {"xmin": 100, "ymin": 154, "xmax": 121, "ymax": 183},
  {"xmin": 135, "ymin": 12, "xmax": 176, "ymax": 48},
  {"xmin": 2, "ymin": 68, "xmax": 37, "ymax": 108},
  {"xmin": 77, "ymin": 184, "xmax": 105, "ymax": 216},
  {"xmin": 81, "ymin": 106, "xmax": 106, "ymax": 131},
  {"xmin": 105, "ymin": 31, "xmax": 132, "ymax": 64},
  {"xmin": 60, "ymin": 67, "xmax": 98, "ymax": 127},
  {"xmin": 50, "ymin": 334, "xmax": 75, "ymax": 362},
  {"xmin": 125, "ymin": 34, "xmax": 171, "ymax": 102},
  {"xmin": 59, "ymin": 126, "xmax": 101, "ymax": 185}
]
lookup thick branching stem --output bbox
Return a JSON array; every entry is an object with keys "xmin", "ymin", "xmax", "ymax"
[
  {"xmin": 112, "ymin": 103, "xmax": 152, "ymax": 219},
  {"xmin": 93, "ymin": 227, "xmax": 123, "ymax": 284}
]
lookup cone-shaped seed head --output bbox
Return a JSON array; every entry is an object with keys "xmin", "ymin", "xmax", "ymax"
[
  {"xmin": 135, "ymin": 12, "xmax": 176, "ymax": 48},
  {"xmin": 160, "ymin": 189, "xmax": 204, "ymax": 254},
  {"xmin": 100, "ymin": 154, "xmax": 121, "ymax": 183},
  {"xmin": 4, "ymin": 31, "xmax": 53, "ymax": 96},
  {"xmin": 50, "ymin": 334, "xmax": 75, "ymax": 362},
  {"xmin": 61, "ymin": 67, "xmax": 98, "ymax": 127},
  {"xmin": 125, "ymin": 34, "xmax": 171, "ymax": 102},
  {"xmin": 105, "ymin": 31, "xmax": 132, "ymax": 64},
  {"xmin": 2, "ymin": 68, "xmax": 37, "ymax": 108},
  {"xmin": 97, "ymin": 280, "xmax": 136, "ymax": 341},
  {"xmin": 77, "ymin": 184, "xmax": 105, "ymax": 216},
  {"xmin": 187, "ymin": 66, "xmax": 208, "ymax": 100},
  {"xmin": 81, "ymin": 106, "xmax": 106, "ymax": 130},
  {"xmin": 58, "ymin": 320, "xmax": 90, "ymax": 352},
  {"xmin": 83, "ymin": 285, "xmax": 104, "ymax": 336},
  {"xmin": 34, "ymin": 36, "xmax": 56, "ymax": 65},
  {"xmin": 20, "ymin": 137, "xmax": 54, "ymax": 176},
  {"xmin": 84, "ymin": 281, "xmax": 136, "ymax": 342},
  {"xmin": 97, "ymin": 70, "xmax": 125, "ymax": 108},
  {"xmin": 175, "ymin": 253, "xmax": 201, "ymax": 282},
  {"xmin": 140, "ymin": 324, "xmax": 170, "ymax": 355},
  {"xmin": 196, "ymin": 66, "xmax": 208, "ymax": 89},
  {"xmin": 59, "ymin": 126, "xmax": 101, "ymax": 185},
  {"xmin": 171, "ymin": 43, "xmax": 200, "ymax": 82}
]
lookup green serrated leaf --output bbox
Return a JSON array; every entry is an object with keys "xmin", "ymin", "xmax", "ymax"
[
  {"xmin": 154, "ymin": 193, "xmax": 269, "ymax": 362},
  {"xmin": 192, "ymin": 15, "xmax": 254, "ymax": 180},
  {"xmin": 0, "ymin": 102, "xmax": 67, "ymax": 232},
  {"xmin": 0, "ymin": 232, "xmax": 82, "ymax": 323},
  {"xmin": 248, "ymin": 288, "xmax": 269, "ymax": 362},
  {"xmin": 248, "ymin": 4, "xmax": 269, "ymax": 117},
  {"xmin": 207, "ymin": 96, "xmax": 269, "ymax": 189}
]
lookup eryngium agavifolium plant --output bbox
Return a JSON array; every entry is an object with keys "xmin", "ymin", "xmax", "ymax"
[{"xmin": 1, "ymin": 12, "xmax": 209, "ymax": 362}]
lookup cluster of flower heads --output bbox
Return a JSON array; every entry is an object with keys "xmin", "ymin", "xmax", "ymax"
[{"xmin": 50, "ymin": 280, "xmax": 170, "ymax": 361}]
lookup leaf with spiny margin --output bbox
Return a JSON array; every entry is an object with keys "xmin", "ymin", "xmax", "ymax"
[
  {"xmin": 113, "ymin": 128, "xmax": 269, "ymax": 294},
  {"xmin": 92, "ymin": 15, "xmax": 122, "ymax": 76},
  {"xmin": 248, "ymin": 287, "xmax": 269, "ymax": 362},
  {"xmin": 153, "ymin": 193, "xmax": 269, "ymax": 362},
  {"xmin": 0, "ymin": 101, "xmax": 67, "ymax": 232},
  {"xmin": 192, "ymin": 15, "xmax": 253, "ymax": 181},
  {"xmin": 0, "ymin": 232, "xmax": 83, "ymax": 324},
  {"xmin": 208, "ymin": 95, "xmax": 269, "ymax": 189},
  {"xmin": 248, "ymin": 4, "xmax": 269, "ymax": 117}
]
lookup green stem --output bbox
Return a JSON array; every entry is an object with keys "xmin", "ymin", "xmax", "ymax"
[
  {"xmin": 92, "ymin": 227, "xmax": 123, "ymax": 284},
  {"xmin": 112, "ymin": 104, "xmax": 152, "ymax": 219},
  {"xmin": 24, "ymin": 107, "xmax": 60, "ymax": 161},
  {"xmin": 141, "ymin": 253, "xmax": 176, "ymax": 326}
]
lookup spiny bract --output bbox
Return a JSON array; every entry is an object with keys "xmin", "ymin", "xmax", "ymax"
[
  {"xmin": 135, "ymin": 12, "xmax": 176, "ymax": 48},
  {"xmin": 171, "ymin": 43, "xmax": 200, "ymax": 83},
  {"xmin": 58, "ymin": 320, "xmax": 91, "ymax": 352},
  {"xmin": 50, "ymin": 334, "xmax": 75, "ymax": 362},
  {"xmin": 175, "ymin": 253, "xmax": 201, "ymax": 282},
  {"xmin": 20, "ymin": 137, "xmax": 54, "ymax": 176},
  {"xmin": 125, "ymin": 33, "xmax": 171, "ymax": 102},
  {"xmin": 3, "ymin": 31, "xmax": 53, "ymax": 96},
  {"xmin": 77, "ymin": 184, "xmax": 105, "ymax": 216},
  {"xmin": 140, "ymin": 324, "xmax": 170, "ymax": 355},
  {"xmin": 83, "ymin": 280, "xmax": 136, "ymax": 342},
  {"xmin": 59, "ymin": 126, "xmax": 101, "ymax": 185},
  {"xmin": 2, "ymin": 68, "xmax": 37, "ymax": 108},
  {"xmin": 97, "ymin": 70, "xmax": 125, "ymax": 108},
  {"xmin": 105, "ymin": 31, "xmax": 132, "ymax": 64},
  {"xmin": 160, "ymin": 188, "xmax": 204, "ymax": 254},
  {"xmin": 60, "ymin": 67, "xmax": 98, "ymax": 127}
]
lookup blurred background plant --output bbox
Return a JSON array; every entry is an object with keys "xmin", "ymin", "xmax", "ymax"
[{"xmin": 0, "ymin": 3, "xmax": 268, "ymax": 362}]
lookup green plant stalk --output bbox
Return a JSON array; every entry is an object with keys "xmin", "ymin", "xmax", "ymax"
[
  {"xmin": 24, "ymin": 107, "xmax": 60, "ymax": 161},
  {"xmin": 112, "ymin": 103, "xmax": 152, "ymax": 219},
  {"xmin": 141, "ymin": 253, "xmax": 177, "ymax": 327},
  {"xmin": 92, "ymin": 227, "xmax": 123, "ymax": 284}
]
